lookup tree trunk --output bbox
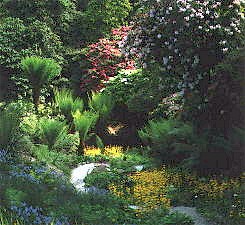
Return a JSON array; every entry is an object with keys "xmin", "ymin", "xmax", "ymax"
[
  {"xmin": 33, "ymin": 88, "xmax": 41, "ymax": 113},
  {"xmin": 77, "ymin": 135, "xmax": 85, "ymax": 155}
]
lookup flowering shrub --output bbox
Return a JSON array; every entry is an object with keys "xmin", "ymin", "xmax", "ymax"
[
  {"xmin": 80, "ymin": 26, "xmax": 136, "ymax": 93},
  {"xmin": 122, "ymin": 0, "xmax": 244, "ymax": 93}
]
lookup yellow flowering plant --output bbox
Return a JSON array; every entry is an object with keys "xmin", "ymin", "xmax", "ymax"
[{"xmin": 84, "ymin": 145, "xmax": 124, "ymax": 158}]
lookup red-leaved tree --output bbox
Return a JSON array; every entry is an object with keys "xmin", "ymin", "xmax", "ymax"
[{"xmin": 80, "ymin": 26, "xmax": 135, "ymax": 93}]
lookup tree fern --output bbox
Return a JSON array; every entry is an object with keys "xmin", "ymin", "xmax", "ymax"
[
  {"xmin": 39, "ymin": 118, "xmax": 68, "ymax": 150},
  {"xmin": 88, "ymin": 92, "xmax": 114, "ymax": 121},
  {"xmin": 21, "ymin": 56, "xmax": 61, "ymax": 111},
  {"xmin": 54, "ymin": 88, "xmax": 84, "ymax": 122},
  {"xmin": 72, "ymin": 110, "xmax": 99, "ymax": 154}
]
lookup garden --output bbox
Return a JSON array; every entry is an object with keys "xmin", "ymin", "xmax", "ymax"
[{"xmin": 0, "ymin": 0, "xmax": 244, "ymax": 224}]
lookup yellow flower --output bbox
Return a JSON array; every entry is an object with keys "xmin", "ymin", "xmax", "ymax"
[{"xmin": 84, "ymin": 145, "xmax": 124, "ymax": 158}]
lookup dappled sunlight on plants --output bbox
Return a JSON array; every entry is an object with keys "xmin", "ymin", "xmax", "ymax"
[{"xmin": 84, "ymin": 146, "xmax": 124, "ymax": 158}]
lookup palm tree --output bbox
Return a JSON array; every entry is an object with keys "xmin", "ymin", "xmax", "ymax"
[{"xmin": 21, "ymin": 56, "xmax": 61, "ymax": 111}]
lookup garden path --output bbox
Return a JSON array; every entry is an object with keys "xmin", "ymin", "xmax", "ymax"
[
  {"xmin": 70, "ymin": 163, "xmax": 109, "ymax": 193},
  {"xmin": 170, "ymin": 206, "xmax": 214, "ymax": 225}
]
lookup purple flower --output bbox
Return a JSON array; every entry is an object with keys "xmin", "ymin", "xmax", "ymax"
[{"xmin": 10, "ymin": 202, "xmax": 70, "ymax": 225}]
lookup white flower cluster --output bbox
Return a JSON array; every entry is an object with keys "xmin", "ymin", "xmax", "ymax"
[{"xmin": 122, "ymin": 0, "xmax": 244, "ymax": 92}]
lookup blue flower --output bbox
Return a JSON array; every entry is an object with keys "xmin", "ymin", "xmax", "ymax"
[
  {"xmin": 10, "ymin": 202, "xmax": 71, "ymax": 225},
  {"xmin": 9, "ymin": 171, "xmax": 40, "ymax": 184},
  {"xmin": 0, "ymin": 149, "xmax": 11, "ymax": 163}
]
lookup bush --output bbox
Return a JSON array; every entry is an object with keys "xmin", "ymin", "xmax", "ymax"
[
  {"xmin": 85, "ymin": 170, "xmax": 128, "ymax": 190},
  {"xmin": 197, "ymin": 127, "xmax": 245, "ymax": 175},
  {"xmin": 138, "ymin": 119, "xmax": 198, "ymax": 166},
  {"xmin": 139, "ymin": 118, "xmax": 245, "ymax": 173},
  {"xmin": 80, "ymin": 26, "xmax": 135, "ymax": 93},
  {"xmin": 75, "ymin": 0, "xmax": 131, "ymax": 43},
  {"xmin": 89, "ymin": 92, "xmax": 114, "ymax": 121},
  {"xmin": 2, "ymin": 0, "xmax": 78, "ymax": 45},
  {"xmin": 150, "ymin": 92, "xmax": 183, "ymax": 119},
  {"xmin": 32, "ymin": 145, "xmax": 79, "ymax": 173},
  {"xmin": 3, "ymin": 0, "xmax": 74, "ymax": 21},
  {"xmin": 0, "ymin": 105, "xmax": 21, "ymax": 151},
  {"xmin": 104, "ymin": 69, "xmax": 166, "ymax": 113},
  {"xmin": 122, "ymin": 0, "xmax": 244, "ymax": 95},
  {"xmin": 72, "ymin": 110, "xmax": 99, "ymax": 154},
  {"xmin": 204, "ymin": 48, "xmax": 244, "ymax": 134}
]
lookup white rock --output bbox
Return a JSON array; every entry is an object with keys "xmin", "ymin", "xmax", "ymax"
[
  {"xmin": 70, "ymin": 163, "xmax": 109, "ymax": 192},
  {"xmin": 134, "ymin": 165, "xmax": 144, "ymax": 171}
]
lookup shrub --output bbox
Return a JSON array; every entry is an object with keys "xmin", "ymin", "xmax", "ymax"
[
  {"xmin": 122, "ymin": 0, "xmax": 244, "ymax": 95},
  {"xmin": 197, "ymin": 127, "xmax": 245, "ymax": 175},
  {"xmin": 32, "ymin": 145, "xmax": 79, "ymax": 173},
  {"xmin": 0, "ymin": 18, "xmax": 63, "ymax": 100},
  {"xmin": 0, "ymin": 105, "xmax": 21, "ymax": 151},
  {"xmin": 150, "ymin": 92, "xmax": 183, "ymax": 119},
  {"xmin": 77, "ymin": 0, "xmax": 131, "ymax": 42},
  {"xmin": 139, "ymin": 118, "xmax": 245, "ymax": 173},
  {"xmin": 3, "ymin": 0, "xmax": 74, "ymax": 21},
  {"xmin": 138, "ymin": 119, "xmax": 198, "ymax": 166},
  {"xmin": 39, "ymin": 118, "xmax": 68, "ymax": 150},
  {"xmin": 2, "ymin": 0, "xmax": 78, "ymax": 45},
  {"xmin": 104, "ymin": 69, "xmax": 166, "ymax": 113},
  {"xmin": 204, "ymin": 48, "xmax": 244, "ymax": 134},
  {"xmin": 80, "ymin": 26, "xmax": 135, "ymax": 93},
  {"xmin": 21, "ymin": 56, "xmax": 61, "ymax": 111},
  {"xmin": 85, "ymin": 170, "xmax": 127, "ymax": 190}
]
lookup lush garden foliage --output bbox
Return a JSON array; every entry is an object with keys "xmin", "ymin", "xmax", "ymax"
[{"xmin": 0, "ymin": 0, "xmax": 244, "ymax": 224}]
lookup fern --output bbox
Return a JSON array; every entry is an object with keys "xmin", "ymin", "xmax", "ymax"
[
  {"xmin": 88, "ymin": 92, "xmax": 114, "ymax": 121},
  {"xmin": 138, "ymin": 119, "xmax": 197, "ymax": 166},
  {"xmin": 21, "ymin": 56, "xmax": 61, "ymax": 111},
  {"xmin": 39, "ymin": 118, "xmax": 68, "ymax": 150},
  {"xmin": 54, "ymin": 89, "xmax": 84, "ymax": 122},
  {"xmin": 72, "ymin": 110, "xmax": 99, "ymax": 154}
]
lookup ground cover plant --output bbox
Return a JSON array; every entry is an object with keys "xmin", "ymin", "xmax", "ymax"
[{"xmin": 0, "ymin": 0, "xmax": 244, "ymax": 224}]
